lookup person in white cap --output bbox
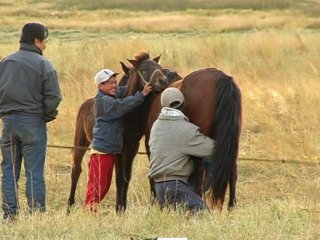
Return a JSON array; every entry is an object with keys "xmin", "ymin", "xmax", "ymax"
[
  {"xmin": 85, "ymin": 68, "xmax": 152, "ymax": 211},
  {"xmin": 148, "ymin": 87, "xmax": 215, "ymax": 213}
]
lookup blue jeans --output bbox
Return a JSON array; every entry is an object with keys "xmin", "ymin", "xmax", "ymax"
[
  {"xmin": 0, "ymin": 114, "xmax": 47, "ymax": 219},
  {"xmin": 154, "ymin": 180, "xmax": 208, "ymax": 213}
]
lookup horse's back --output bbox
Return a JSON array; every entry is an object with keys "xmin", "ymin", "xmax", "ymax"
[
  {"xmin": 147, "ymin": 68, "xmax": 231, "ymax": 135},
  {"xmin": 180, "ymin": 68, "xmax": 229, "ymax": 135}
]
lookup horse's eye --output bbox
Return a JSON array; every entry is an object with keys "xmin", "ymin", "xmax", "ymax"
[{"xmin": 140, "ymin": 69, "xmax": 146, "ymax": 74}]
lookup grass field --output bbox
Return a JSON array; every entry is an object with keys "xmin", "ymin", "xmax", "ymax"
[{"xmin": 0, "ymin": 0, "xmax": 319, "ymax": 239}]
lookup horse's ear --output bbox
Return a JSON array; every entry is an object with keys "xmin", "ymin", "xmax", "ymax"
[
  {"xmin": 153, "ymin": 54, "xmax": 161, "ymax": 64},
  {"xmin": 120, "ymin": 61, "xmax": 130, "ymax": 76},
  {"xmin": 127, "ymin": 59, "xmax": 139, "ymax": 69}
]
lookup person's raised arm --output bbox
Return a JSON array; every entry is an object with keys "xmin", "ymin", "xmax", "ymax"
[{"xmin": 142, "ymin": 83, "xmax": 152, "ymax": 96}]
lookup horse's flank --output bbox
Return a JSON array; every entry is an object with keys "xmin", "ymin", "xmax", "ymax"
[{"xmin": 145, "ymin": 67, "xmax": 242, "ymax": 210}]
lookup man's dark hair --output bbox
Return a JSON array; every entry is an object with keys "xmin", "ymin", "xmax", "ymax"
[{"xmin": 19, "ymin": 22, "xmax": 49, "ymax": 44}]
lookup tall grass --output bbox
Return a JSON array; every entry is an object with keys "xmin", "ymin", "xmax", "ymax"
[
  {"xmin": 0, "ymin": 1, "xmax": 319, "ymax": 239},
  {"xmin": 28, "ymin": 0, "xmax": 301, "ymax": 11},
  {"xmin": 38, "ymin": 30, "xmax": 319, "ymax": 161}
]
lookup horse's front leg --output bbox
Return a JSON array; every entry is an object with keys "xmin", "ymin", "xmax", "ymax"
[
  {"xmin": 144, "ymin": 136, "xmax": 156, "ymax": 203},
  {"xmin": 115, "ymin": 141, "xmax": 140, "ymax": 213}
]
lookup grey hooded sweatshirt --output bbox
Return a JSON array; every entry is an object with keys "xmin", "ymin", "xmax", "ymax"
[{"xmin": 148, "ymin": 107, "xmax": 215, "ymax": 183}]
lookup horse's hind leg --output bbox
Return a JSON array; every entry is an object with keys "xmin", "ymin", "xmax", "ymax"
[
  {"xmin": 148, "ymin": 178, "xmax": 156, "ymax": 205},
  {"xmin": 67, "ymin": 98, "xmax": 94, "ymax": 213},
  {"xmin": 67, "ymin": 115, "xmax": 91, "ymax": 211},
  {"xmin": 227, "ymin": 163, "xmax": 238, "ymax": 210},
  {"xmin": 115, "ymin": 141, "xmax": 139, "ymax": 213},
  {"xmin": 188, "ymin": 157, "xmax": 204, "ymax": 197},
  {"xmin": 67, "ymin": 148, "xmax": 87, "ymax": 208}
]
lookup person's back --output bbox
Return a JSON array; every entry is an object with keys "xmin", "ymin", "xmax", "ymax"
[
  {"xmin": 148, "ymin": 87, "xmax": 215, "ymax": 213},
  {"xmin": 0, "ymin": 24, "xmax": 60, "ymax": 121},
  {"xmin": 149, "ymin": 107, "xmax": 214, "ymax": 183},
  {"xmin": 0, "ymin": 22, "xmax": 61, "ymax": 221}
]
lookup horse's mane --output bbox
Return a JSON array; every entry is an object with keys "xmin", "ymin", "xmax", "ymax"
[
  {"xmin": 134, "ymin": 51, "xmax": 150, "ymax": 62},
  {"xmin": 124, "ymin": 51, "xmax": 150, "ymax": 97},
  {"xmin": 162, "ymin": 68, "xmax": 182, "ymax": 84}
]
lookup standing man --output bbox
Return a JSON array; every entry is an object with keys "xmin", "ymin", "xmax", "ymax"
[
  {"xmin": 148, "ymin": 87, "xmax": 215, "ymax": 213},
  {"xmin": 0, "ymin": 22, "xmax": 62, "ymax": 220}
]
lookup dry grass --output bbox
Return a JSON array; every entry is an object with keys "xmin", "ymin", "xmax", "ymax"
[
  {"xmin": 1, "ymin": 0, "xmax": 320, "ymax": 44},
  {"xmin": 0, "ymin": 0, "xmax": 320, "ymax": 239},
  {"xmin": 1, "ymin": 151, "xmax": 319, "ymax": 239}
]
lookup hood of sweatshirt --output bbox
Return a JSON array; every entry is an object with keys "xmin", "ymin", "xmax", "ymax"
[{"xmin": 158, "ymin": 107, "xmax": 189, "ymax": 121}]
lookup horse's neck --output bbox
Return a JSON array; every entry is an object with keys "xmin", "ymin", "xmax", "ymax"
[
  {"xmin": 124, "ymin": 74, "xmax": 142, "ymax": 97},
  {"xmin": 169, "ymin": 79, "xmax": 183, "ymax": 88},
  {"xmin": 123, "ymin": 94, "xmax": 156, "ymax": 139},
  {"xmin": 122, "ymin": 69, "xmax": 181, "ymax": 140},
  {"xmin": 163, "ymin": 69, "xmax": 183, "ymax": 85}
]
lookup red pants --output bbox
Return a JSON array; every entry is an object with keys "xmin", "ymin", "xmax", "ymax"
[{"xmin": 85, "ymin": 153, "xmax": 116, "ymax": 207}]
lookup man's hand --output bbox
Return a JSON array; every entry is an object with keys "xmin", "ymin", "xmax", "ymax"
[{"xmin": 142, "ymin": 83, "xmax": 152, "ymax": 96}]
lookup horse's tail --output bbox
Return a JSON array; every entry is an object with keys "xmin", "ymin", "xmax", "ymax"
[{"xmin": 205, "ymin": 75, "xmax": 242, "ymax": 209}]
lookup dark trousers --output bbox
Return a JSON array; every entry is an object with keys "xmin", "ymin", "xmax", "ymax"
[{"xmin": 154, "ymin": 180, "xmax": 208, "ymax": 213}]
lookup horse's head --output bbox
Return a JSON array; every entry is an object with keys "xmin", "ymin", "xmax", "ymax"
[{"xmin": 123, "ymin": 51, "xmax": 168, "ymax": 96}]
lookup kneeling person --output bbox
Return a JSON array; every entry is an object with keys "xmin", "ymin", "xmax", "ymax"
[{"xmin": 148, "ymin": 87, "xmax": 215, "ymax": 213}]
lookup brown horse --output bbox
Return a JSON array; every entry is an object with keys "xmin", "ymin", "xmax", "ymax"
[
  {"xmin": 67, "ymin": 51, "xmax": 182, "ymax": 212},
  {"xmin": 145, "ymin": 68, "xmax": 242, "ymax": 210},
  {"xmin": 68, "ymin": 51, "xmax": 242, "ymax": 211}
]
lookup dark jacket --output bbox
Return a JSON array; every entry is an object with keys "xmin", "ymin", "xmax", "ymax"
[
  {"xmin": 0, "ymin": 43, "xmax": 61, "ymax": 122},
  {"xmin": 91, "ymin": 87, "xmax": 145, "ymax": 154}
]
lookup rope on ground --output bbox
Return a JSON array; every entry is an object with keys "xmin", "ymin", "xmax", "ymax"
[{"xmin": 47, "ymin": 144, "xmax": 320, "ymax": 166}]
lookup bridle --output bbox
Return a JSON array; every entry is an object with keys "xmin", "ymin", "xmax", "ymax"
[{"xmin": 137, "ymin": 68, "xmax": 164, "ymax": 86}]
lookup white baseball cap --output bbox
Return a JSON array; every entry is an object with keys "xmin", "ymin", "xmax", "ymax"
[
  {"xmin": 94, "ymin": 69, "xmax": 119, "ymax": 87},
  {"xmin": 161, "ymin": 87, "xmax": 184, "ymax": 108}
]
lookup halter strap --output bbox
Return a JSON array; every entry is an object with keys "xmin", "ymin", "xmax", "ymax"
[
  {"xmin": 137, "ymin": 69, "xmax": 163, "ymax": 86},
  {"xmin": 137, "ymin": 70, "xmax": 148, "ymax": 86}
]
